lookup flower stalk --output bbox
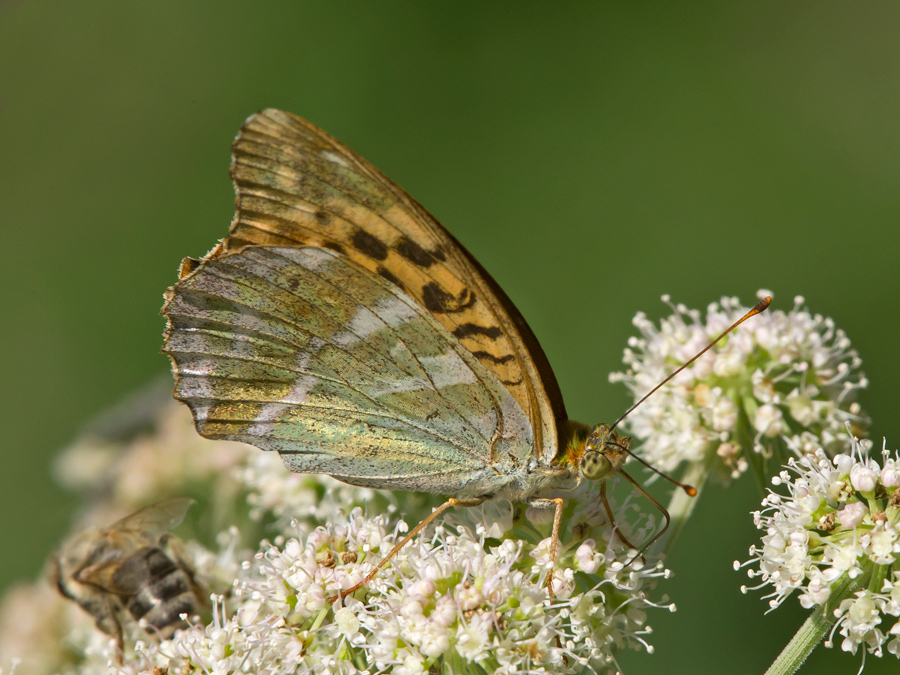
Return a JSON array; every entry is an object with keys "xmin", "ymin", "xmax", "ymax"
[
  {"xmin": 764, "ymin": 572, "xmax": 859, "ymax": 675},
  {"xmin": 662, "ymin": 452, "xmax": 715, "ymax": 558}
]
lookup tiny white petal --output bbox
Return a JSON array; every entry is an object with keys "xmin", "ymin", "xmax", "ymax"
[{"xmin": 837, "ymin": 502, "xmax": 867, "ymax": 529}]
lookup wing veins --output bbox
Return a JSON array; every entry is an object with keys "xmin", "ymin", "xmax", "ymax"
[
  {"xmin": 258, "ymin": 248, "xmax": 509, "ymax": 448},
  {"xmin": 172, "ymin": 322, "xmax": 488, "ymax": 456},
  {"xmin": 175, "ymin": 261, "xmax": 495, "ymax": 453},
  {"xmin": 234, "ymin": 147, "xmax": 449, "ymax": 256},
  {"xmin": 213, "ymin": 251, "xmax": 498, "ymax": 447},
  {"xmin": 189, "ymin": 395, "xmax": 484, "ymax": 466},
  {"xmin": 235, "ymin": 151, "xmax": 512, "ymax": 361}
]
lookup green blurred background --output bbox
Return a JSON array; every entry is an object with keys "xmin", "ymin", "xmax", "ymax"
[{"xmin": 2, "ymin": 2, "xmax": 899, "ymax": 673}]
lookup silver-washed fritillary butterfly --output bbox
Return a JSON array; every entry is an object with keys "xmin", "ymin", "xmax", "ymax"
[{"xmin": 162, "ymin": 110, "xmax": 765, "ymax": 596}]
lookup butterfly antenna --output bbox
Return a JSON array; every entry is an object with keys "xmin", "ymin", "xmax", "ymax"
[
  {"xmin": 609, "ymin": 295, "xmax": 771, "ymax": 434},
  {"xmin": 611, "ymin": 440, "xmax": 697, "ymax": 496}
]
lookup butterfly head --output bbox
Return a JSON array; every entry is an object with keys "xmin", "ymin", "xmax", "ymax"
[{"xmin": 579, "ymin": 423, "xmax": 630, "ymax": 481}]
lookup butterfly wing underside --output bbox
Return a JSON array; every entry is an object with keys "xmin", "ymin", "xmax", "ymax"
[
  {"xmin": 162, "ymin": 109, "xmax": 568, "ymax": 491},
  {"xmin": 229, "ymin": 111, "xmax": 565, "ymax": 456},
  {"xmin": 163, "ymin": 245, "xmax": 533, "ymax": 496}
]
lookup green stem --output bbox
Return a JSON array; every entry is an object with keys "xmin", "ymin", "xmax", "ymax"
[
  {"xmin": 661, "ymin": 454, "xmax": 714, "ymax": 558},
  {"xmin": 764, "ymin": 572, "xmax": 862, "ymax": 675}
]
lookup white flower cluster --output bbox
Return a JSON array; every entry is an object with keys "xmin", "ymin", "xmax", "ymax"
[
  {"xmin": 611, "ymin": 293, "xmax": 868, "ymax": 481},
  {"xmin": 240, "ymin": 452, "xmax": 396, "ymax": 528},
  {"xmin": 738, "ymin": 436, "xmax": 900, "ymax": 659},
  {"xmin": 0, "ymin": 389, "xmax": 676, "ymax": 675},
  {"xmin": 134, "ymin": 502, "xmax": 671, "ymax": 675}
]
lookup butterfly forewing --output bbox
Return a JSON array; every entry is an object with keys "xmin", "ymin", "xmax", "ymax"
[
  {"xmin": 163, "ymin": 245, "xmax": 534, "ymax": 496},
  {"xmin": 213, "ymin": 110, "xmax": 565, "ymax": 462}
]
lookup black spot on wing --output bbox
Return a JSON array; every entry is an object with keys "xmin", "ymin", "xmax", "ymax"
[
  {"xmin": 395, "ymin": 236, "xmax": 447, "ymax": 268},
  {"xmin": 377, "ymin": 265, "xmax": 404, "ymax": 290},
  {"xmin": 501, "ymin": 378, "xmax": 524, "ymax": 386},
  {"xmin": 470, "ymin": 350, "xmax": 515, "ymax": 365},
  {"xmin": 422, "ymin": 283, "xmax": 476, "ymax": 314},
  {"xmin": 315, "ymin": 210, "xmax": 331, "ymax": 225},
  {"xmin": 322, "ymin": 241, "xmax": 345, "ymax": 255},
  {"xmin": 452, "ymin": 323, "xmax": 504, "ymax": 339},
  {"xmin": 352, "ymin": 229, "xmax": 389, "ymax": 261}
]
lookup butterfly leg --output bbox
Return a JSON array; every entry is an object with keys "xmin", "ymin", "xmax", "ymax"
[
  {"xmin": 599, "ymin": 479, "xmax": 638, "ymax": 553},
  {"xmin": 330, "ymin": 496, "xmax": 485, "ymax": 604},
  {"xmin": 525, "ymin": 497, "xmax": 564, "ymax": 596}
]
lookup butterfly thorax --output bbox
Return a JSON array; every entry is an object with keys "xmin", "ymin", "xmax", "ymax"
[
  {"xmin": 486, "ymin": 419, "xmax": 590, "ymax": 503},
  {"xmin": 553, "ymin": 419, "xmax": 592, "ymax": 469}
]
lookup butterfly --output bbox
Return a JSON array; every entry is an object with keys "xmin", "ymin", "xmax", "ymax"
[{"xmin": 161, "ymin": 109, "xmax": 716, "ymax": 595}]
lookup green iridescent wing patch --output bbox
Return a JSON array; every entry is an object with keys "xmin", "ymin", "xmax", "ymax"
[{"xmin": 162, "ymin": 245, "xmax": 533, "ymax": 496}]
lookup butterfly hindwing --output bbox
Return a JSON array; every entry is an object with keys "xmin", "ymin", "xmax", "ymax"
[
  {"xmin": 215, "ymin": 109, "xmax": 565, "ymax": 462},
  {"xmin": 163, "ymin": 246, "xmax": 533, "ymax": 496}
]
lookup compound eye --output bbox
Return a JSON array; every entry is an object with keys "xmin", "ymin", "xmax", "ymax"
[{"xmin": 581, "ymin": 450, "xmax": 611, "ymax": 480}]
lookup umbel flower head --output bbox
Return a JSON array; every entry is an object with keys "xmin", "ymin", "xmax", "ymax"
[
  {"xmin": 0, "ymin": 389, "xmax": 676, "ymax": 675},
  {"xmin": 152, "ymin": 495, "xmax": 673, "ymax": 675},
  {"xmin": 738, "ymin": 434, "xmax": 900, "ymax": 660},
  {"xmin": 611, "ymin": 293, "xmax": 868, "ymax": 482}
]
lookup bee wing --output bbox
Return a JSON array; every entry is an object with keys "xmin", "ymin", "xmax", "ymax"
[
  {"xmin": 104, "ymin": 497, "xmax": 195, "ymax": 538},
  {"xmin": 71, "ymin": 499, "xmax": 194, "ymax": 595}
]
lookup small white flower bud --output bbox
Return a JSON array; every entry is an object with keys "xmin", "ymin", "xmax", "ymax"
[
  {"xmin": 882, "ymin": 459, "xmax": 900, "ymax": 488},
  {"xmin": 787, "ymin": 393, "xmax": 817, "ymax": 426},
  {"xmin": 454, "ymin": 584, "xmax": 482, "ymax": 612},
  {"xmin": 711, "ymin": 397, "xmax": 738, "ymax": 432},
  {"xmin": 407, "ymin": 578, "xmax": 436, "ymax": 601},
  {"xmin": 754, "ymin": 404, "xmax": 785, "ymax": 438},
  {"xmin": 400, "ymin": 599, "xmax": 424, "ymax": 619},
  {"xmin": 575, "ymin": 540, "xmax": 602, "ymax": 575},
  {"xmin": 549, "ymin": 568, "xmax": 575, "ymax": 598},
  {"xmin": 430, "ymin": 594, "xmax": 457, "ymax": 628},
  {"xmin": 334, "ymin": 607, "xmax": 360, "ymax": 636},
  {"xmin": 850, "ymin": 464, "xmax": 879, "ymax": 493},
  {"xmin": 838, "ymin": 502, "xmax": 867, "ymax": 529},
  {"xmin": 530, "ymin": 538, "xmax": 554, "ymax": 568},
  {"xmin": 752, "ymin": 376, "xmax": 777, "ymax": 404},
  {"xmin": 282, "ymin": 538, "xmax": 302, "ymax": 557},
  {"xmin": 395, "ymin": 649, "xmax": 426, "ymax": 675},
  {"xmin": 712, "ymin": 350, "xmax": 745, "ymax": 377},
  {"xmin": 306, "ymin": 530, "xmax": 330, "ymax": 551},
  {"xmin": 835, "ymin": 454, "xmax": 855, "ymax": 475}
]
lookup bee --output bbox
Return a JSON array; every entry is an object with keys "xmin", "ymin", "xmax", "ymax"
[{"xmin": 50, "ymin": 498, "xmax": 202, "ymax": 649}]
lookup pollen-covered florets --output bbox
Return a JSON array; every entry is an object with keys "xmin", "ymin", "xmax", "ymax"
[
  {"xmin": 101, "ymin": 498, "xmax": 673, "ymax": 675},
  {"xmin": 738, "ymin": 436, "xmax": 900, "ymax": 660},
  {"xmin": 610, "ymin": 293, "xmax": 868, "ymax": 481}
]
